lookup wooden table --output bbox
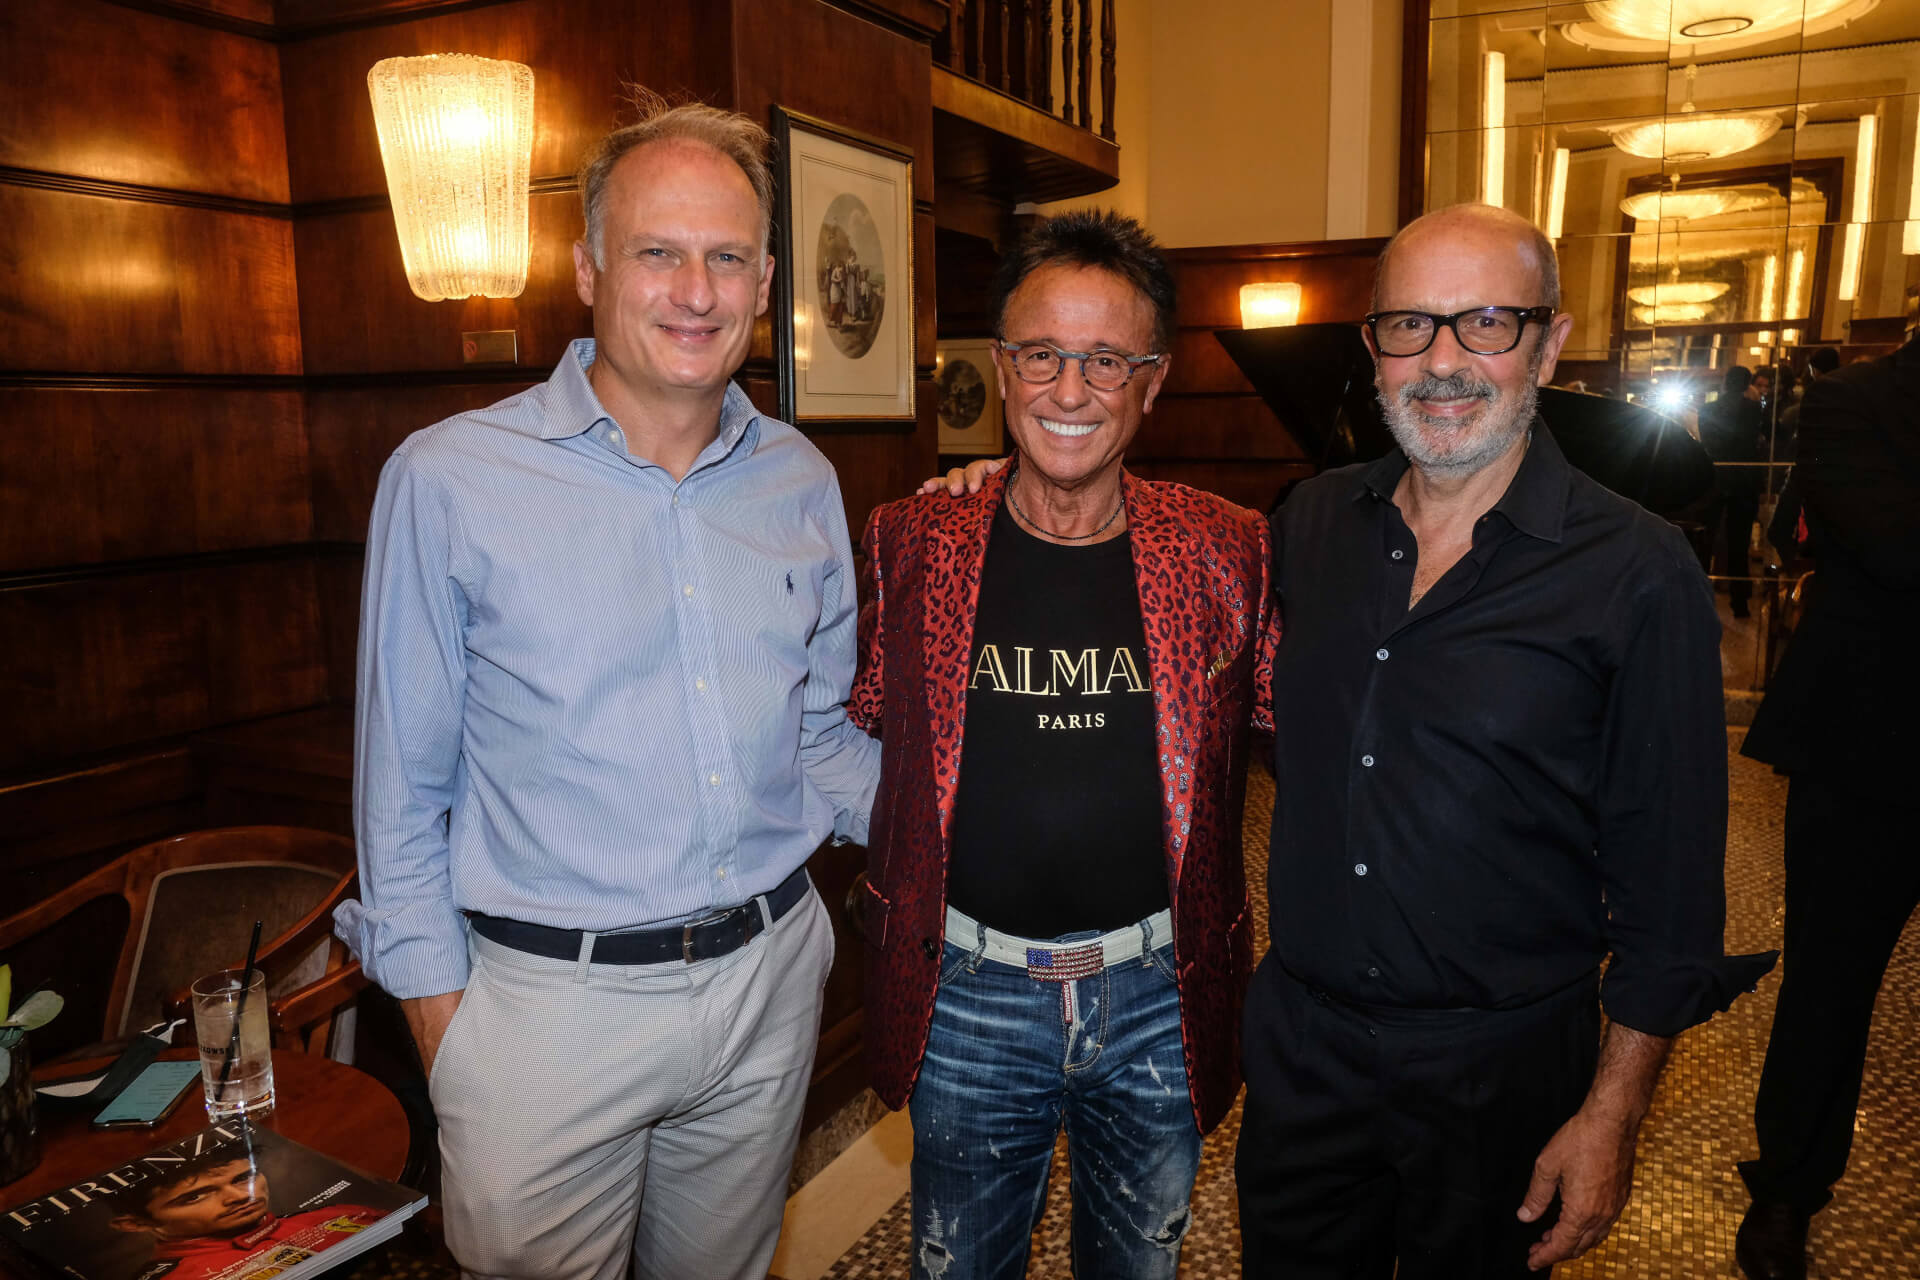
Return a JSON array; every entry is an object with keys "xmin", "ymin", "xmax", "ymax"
[{"xmin": 1, "ymin": 1048, "xmax": 412, "ymax": 1278}]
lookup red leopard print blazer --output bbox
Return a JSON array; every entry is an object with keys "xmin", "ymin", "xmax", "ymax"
[{"xmin": 849, "ymin": 463, "xmax": 1278, "ymax": 1133}]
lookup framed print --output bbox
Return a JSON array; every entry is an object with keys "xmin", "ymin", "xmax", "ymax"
[
  {"xmin": 935, "ymin": 338, "xmax": 1003, "ymax": 455},
  {"xmin": 772, "ymin": 107, "xmax": 916, "ymax": 428}
]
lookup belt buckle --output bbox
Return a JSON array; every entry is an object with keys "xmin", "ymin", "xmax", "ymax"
[{"xmin": 681, "ymin": 908, "xmax": 735, "ymax": 964}]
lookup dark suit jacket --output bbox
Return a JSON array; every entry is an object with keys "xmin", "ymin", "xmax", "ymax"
[
  {"xmin": 1745, "ymin": 338, "xmax": 1920, "ymax": 791},
  {"xmin": 849, "ymin": 464, "xmax": 1278, "ymax": 1133}
]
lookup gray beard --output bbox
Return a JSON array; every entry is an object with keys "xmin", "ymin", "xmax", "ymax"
[{"xmin": 1377, "ymin": 363, "xmax": 1541, "ymax": 478}]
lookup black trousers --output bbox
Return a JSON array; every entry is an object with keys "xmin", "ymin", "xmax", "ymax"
[
  {"xmin": 1716, "ymin": 490, "xmax": 1760, "ymax": 609},
  {"xmin": 1236, "ymin": 960, "xmax": 1599, "ymax": 1280},
  {"xmin": 1740, "ymin": 774, "xmax": 1920, "ymax": 1212}
]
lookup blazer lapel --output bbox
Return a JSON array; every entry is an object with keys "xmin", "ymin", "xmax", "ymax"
[
  {"xmin": 1124, "ymin": 474, "xmax": 1219, "ymax": 886},
  {"xmin": 924, "ymin": 464, "xmax": 1012, "ymax": 848}
]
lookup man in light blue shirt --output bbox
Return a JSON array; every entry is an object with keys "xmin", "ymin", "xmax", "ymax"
[{"xmin": 335, "ymin": 97, "xmax": 879, "ymax": 1280}]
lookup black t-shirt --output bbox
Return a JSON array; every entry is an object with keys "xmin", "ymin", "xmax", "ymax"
[{"xmin": 945, "ymin": 505, "xmax": 1167, "ymax": 939}]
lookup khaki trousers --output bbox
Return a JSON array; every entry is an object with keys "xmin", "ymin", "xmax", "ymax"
[{"xmin": 429, "ymin": 888, "xmax": 833, "ymax": 1280}]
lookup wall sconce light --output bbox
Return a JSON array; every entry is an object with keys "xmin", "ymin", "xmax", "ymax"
[
  {"xmin": 1240, "ymin": 282, "xmax": 1302, "ymax": 329},
  {"xmin": 1481, "ymin": 51, "xmax": 1506, "ymax": 208},
  {"xmin": 368, "ymin": 53, "xmax": 535, "ymax": 302},
  {"xmin": 1544, "ymin": 147, "xmax": 1570, "ymax": 239},
  {"xmin": 1838, "ymin": 112, "xmax": 1876, "ymax": 302}
]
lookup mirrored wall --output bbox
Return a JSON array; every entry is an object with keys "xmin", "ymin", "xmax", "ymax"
[{"xmin": 1422, "ymin": 0, "xmax": 1920, "ymax": 401}]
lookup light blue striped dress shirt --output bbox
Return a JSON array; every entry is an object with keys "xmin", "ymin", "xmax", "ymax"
[{"xmin": 334, "ymin": 339, "xmax": 881, "ymax": 1000}]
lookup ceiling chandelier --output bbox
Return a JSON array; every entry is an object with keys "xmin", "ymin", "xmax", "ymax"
[
  {"xmin": 1619, "ymin": 189, "xmax": 1741, "ymax": 222},
  {"xmin": 1628, "ymin": 279, "xmax": 1730, "ymax": 305},
  {"xmin": 1609, "ymin": 110, "xmax": 1781, "ymax": 162},
  {"xmin": 1608, "ymin": 64, "xmax": 1780, "ymax": 162},
  {"xmin": 1634, "ymin": 302, "xmax": 1714, "ymax": 324},
  {"xmin": 1566, "ymin": 0, "xmax": 1879, "ymax": 53}
]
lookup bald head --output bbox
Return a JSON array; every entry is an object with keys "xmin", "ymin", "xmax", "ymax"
[{"xmin": 1372, "ymin": 204, "xmax": 1560, "ymax": 314}]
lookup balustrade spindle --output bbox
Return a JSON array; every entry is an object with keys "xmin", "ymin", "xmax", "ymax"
[
  {"xmin": 1036, "ymin": 0, "xmax": 1054, "ymax": 111},
  {"xmin": 1077, "ymin": 0, "xmax": 1092, "ymax": 130},
  {"xmin": 1060, "ymin": 0, "xmax": 1074, "ymax": 123},
  {"xmin": 948, "ymin": 0, "xmax": 965, "ymax": 71},
  {"xmin": 999, "ymin": 0, "xmax": 1011, "ymax": 90},
  {"xmin": 1099, "ymin": 0, "xmax": 1116, "ymax": 139}
]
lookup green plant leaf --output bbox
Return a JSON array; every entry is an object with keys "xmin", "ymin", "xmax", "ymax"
[{"xmin": 0, "ymin": 990, "xmax": 62, "ymax": 1031}]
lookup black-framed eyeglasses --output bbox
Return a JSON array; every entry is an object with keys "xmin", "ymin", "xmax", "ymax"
[
  {"xmin": 1364, "ymin": 306, "xmax": 1555, "ymax": 358},
  {"xmin": 996, "ymin": 339, "xmax": 1166, "ymax": 391}
]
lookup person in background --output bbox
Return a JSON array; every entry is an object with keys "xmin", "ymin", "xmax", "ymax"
[
  {"xmin": 336, "ymin": 95, "xmax": 878, "ymax": 1280},
  {"xmin": 1734, "ymin": 329, "xmax": 1920, "ymax": 1280},
  {"xmin": 864, "ymin": 209, "xmax": 1277, "ymax": 1280},
  {"xmin": 1699, "ymin": 363, "xmax": 1768, "ymax": 617}
]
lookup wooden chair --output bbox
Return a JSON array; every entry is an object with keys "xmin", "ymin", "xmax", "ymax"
[{"xmin": 0, "ymin": 827, "xmax": 369, "ymax": 1062}]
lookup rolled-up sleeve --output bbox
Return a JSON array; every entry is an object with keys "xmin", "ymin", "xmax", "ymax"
[
  {"xmin": 1595, "ymin": 535, "xmax": 1777, "ymax": 1035},
  {"xmin": 797, "ymin": 473, "xmax": 881, "ymax": 847},
  {"xmin": 333, "ymin": 447, "xmax": 473, "ymax": 1000}
]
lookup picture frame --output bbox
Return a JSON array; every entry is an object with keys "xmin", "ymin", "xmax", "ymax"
[
  {"xmin": 771, "ymin": 107, "xmax": 917, "ymax": 429},
  {"xmin": 935, "ymin": 338, "xmax": 1004, "ymax": 456}
]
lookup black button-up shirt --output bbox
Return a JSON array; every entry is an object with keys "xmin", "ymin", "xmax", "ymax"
[{"xmin": 1268, "ymin": 425, "xmax": 1775, "ymax": 1036}]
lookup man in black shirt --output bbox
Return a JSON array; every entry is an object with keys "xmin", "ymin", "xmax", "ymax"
[{"xmin": 1236, "ymin": 203, "xmax": 1776, "ymax": 1278}]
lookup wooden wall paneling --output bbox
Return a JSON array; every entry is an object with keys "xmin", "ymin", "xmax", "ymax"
[
  {"xmin": 1130, "ymin": 395, "xmax": 1305, "ymax": 463},
  {"xmin": 0, "ymin": 187, "xmax": 302, "ymax": 376},
  {"xmin": 0, "ymin": 0, "xmax": 289, "ymax": 203},
  {"xmin": 0, "ymin": 748, "xmax": 205, "ymax": 902},
  {"xmin": 0, "ymin": 558, "xmax": 329, "ymax": 773},
  {"xmin": 1165, "ymin": 329, "xmax": 1258, "ymax": 395},
  {"xmin": 278, "ymin": 0, "xmax": 728, "ymax": 205},
  {"xmin": 123, "ymin": 0, "xmax": 278, "ymax": 24},
  {"xmin": 316, "ymin": 547, "xmax": 364, "ymax": 704},
  {"xmin": 293, "ymin": 193, "xmax": 590, "ymax": 375},
  {"xmin": 307, "ymin": 382, "xmax": 536, "ymax": 539},
  {"xmin": 0, "ymin": 389, "xmax": 310, "ymax": 574}
]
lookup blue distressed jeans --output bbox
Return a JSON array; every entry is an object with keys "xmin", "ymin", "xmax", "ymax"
[{"xmin": 908, "ymin": 920, "xmax": 1202, "ymax": 1280}]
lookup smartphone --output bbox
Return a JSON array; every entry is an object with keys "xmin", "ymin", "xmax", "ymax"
[{"xmin": 90, "ymin": 1060, "xmax": 204, "ymax": 1129}]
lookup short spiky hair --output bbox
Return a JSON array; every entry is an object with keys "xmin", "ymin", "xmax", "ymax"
[
  {"xmin": 988, "ymin": 209, "xmax": 1178, "ymax": 352},
  {"xmin": 577, "ymin": 86, "xmax": 774, "ymax": 269}
]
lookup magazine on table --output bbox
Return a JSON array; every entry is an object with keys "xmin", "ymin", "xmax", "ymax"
[{"xmin": 1, "ymin": 1121, "xmax": 425, "ymax": 1280}]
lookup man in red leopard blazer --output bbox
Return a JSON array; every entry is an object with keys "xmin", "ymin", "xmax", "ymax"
[{"xmin": 848, "ymin": 210, "xmax": 1276, "ymax": 1280}]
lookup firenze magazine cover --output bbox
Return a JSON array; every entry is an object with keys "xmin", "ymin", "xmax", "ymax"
[{"xmin": 0, "ymin": 1122, "xmax": 425, "ymax": 1280}]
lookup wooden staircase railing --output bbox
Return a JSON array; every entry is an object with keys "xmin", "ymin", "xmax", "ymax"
[{"xmin": 938, "ymin": 0, "xmax": 1118, "ymax": 142}]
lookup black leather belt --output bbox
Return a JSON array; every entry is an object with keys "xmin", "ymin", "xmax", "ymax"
[{"xmin": 469, "ymin": 866, "xmax": 811, "ymax": 965}]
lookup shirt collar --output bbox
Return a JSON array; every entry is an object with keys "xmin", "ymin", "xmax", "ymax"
[
  {"xmin": 1354, "ymin": 414, "xmax": 1569, "ymax": 544},
  {"xmin": 537, "ymin": 338, "xmax": 762, "ymax": 461}
]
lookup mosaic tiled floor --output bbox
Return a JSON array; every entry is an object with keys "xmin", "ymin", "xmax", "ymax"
[{"xmin": 824, "ymin": 737, "xmax": 1920, "ymax": 1278}]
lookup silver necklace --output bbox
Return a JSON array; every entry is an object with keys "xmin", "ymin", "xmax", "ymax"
[{"xmin": 1004, "ymin": 467, "xmax": 1125, "ymax": 542}]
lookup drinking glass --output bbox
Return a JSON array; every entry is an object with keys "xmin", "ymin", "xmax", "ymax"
[{"xmin": 190, "ymin": 968, "xmax": 274, "ymax": 1119}]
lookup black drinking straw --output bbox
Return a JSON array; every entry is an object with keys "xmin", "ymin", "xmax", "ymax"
[{"xmin": 216, "ymin": 920, "xmax": 264, "ymax": 1101}]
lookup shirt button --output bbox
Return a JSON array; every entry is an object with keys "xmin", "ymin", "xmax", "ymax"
[
  {"xmin": 683, "ymin": 584, "xmax": 695, "ymax": 597},
  {"xmin": 1355, "ymin": 863, "xmax": 1369, "ymax": 876},
  {"xmin": 1375, "ymin": 648, "xmax": 1389, "ymax": 661},
  {"xmin": 716, "ymin": 868, "xmax": 726, "ymax": 879},
  {"xmin": 1391, "ymin": 549, "xmax": 1404, "ymax": 560},
  {"xmin": 708, "ymin": 773, "xmax": 721, "ymax": 786},
  {"xmin": 695, "ymin": 677, "xmax": 707, "ymax": 691},
  {"xmin": 1367, "ymin": 965, "xmax": 1381, "ymax": 977},
  {"xmin": 1361, "ymin": 754, "xmax": 1375, "ymax": 767},
  {"xmin": 673, "ymin": 494, "xmax": 680, "ymax": 507}
]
